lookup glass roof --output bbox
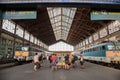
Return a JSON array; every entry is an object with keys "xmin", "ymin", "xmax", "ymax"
[
  {"xmin": 47, "ymin": 7, "xmax": 76, "ymax": 40},
  {"xmin": 49, "ymin": 41, "xmax": 74, "ymax": 51}
]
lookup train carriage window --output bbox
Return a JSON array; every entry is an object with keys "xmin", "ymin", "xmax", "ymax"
[
  {"xmin": 92, "ymin": 48, "xmax": 94, "ymax": 52},
  {"xmin": 94, "ymin": 47, "xmax": 96, "ymax": 51},
  {"xmin": 98, "ymin": 47, "xmax": 100, "ymax": 51},
  {"xmin": 93, "ymin": 48, "xmax": 96, "ymax": 51},
  {"xmin": 89, "ymin": 49, "xmax": 91, "ymax": 52},
  {"xmin": 102, "ymin": 46, "xmax": 105, "ymax": 50},
  {"xmin": 94, "ymin": 48, "xmax": 95, "ymax": 51},
  {"xmin": 93, "ymin": 48, "xmax": 95, "ymax": 51},
  {"xmin": 15, "ymin": 46, "xmax": 21, "ymax": 51},
  {"xmin": 88, "ymin": 49, "xmax": 89, "ymax": 52},
  {"xmin": 84, "ymin": 51, "xmax": 85, "ymax": 53},
  {"xmin": 87, "ymin": 49, "xmax": 88, "ymax": 52},
  {"xmin": 96, "ymin": 47, "xmax": 99, "ymax": 51},
  {"xmin": 88, "ymin": 49, "xmax": 90, "ymax": 52},
  {"xmin": 89, "ymin": 49, "xmax": 90, "ymax": 52},
  {"xmin": 90, "ymin": 49, "xmax": 92, "ymax": 52},
  {"xmin": 100, "ymin": 47, "xmax": 102, "ymax": 51},
  {"xmin": 84, "ymin": 50, "xmax": 86, "ymax": 53},
  {"xmin": 93, "ymin": 48, "xmax": 94, "ymax": 51},
  {"xmin": 22, "ymin": 47, "xmax": 29, "ymax": 51},
  {"xmin": 108, "ymin": 45, "xmax": 114, "ymax": 50},
  {"xmin": 89, "ymin": 49, "xmax": 92, "ymax": 52}
]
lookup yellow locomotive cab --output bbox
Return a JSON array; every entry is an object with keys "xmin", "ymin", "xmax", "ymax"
[
  {"xmin": 106, "ymin": 51, "xmax": 120, "ymax": 64},
  {"xmin": 106, "ymin": 51, "xmax": 120, "ymax": 57},
  {"xmin": 15, "ymin": 51, "xmax": 29, "ymax": 57}
]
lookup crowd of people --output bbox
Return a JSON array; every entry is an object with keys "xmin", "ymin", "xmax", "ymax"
[{"xmin": 33, "ymin": 53, "xmax": 85, "ymax": 71}]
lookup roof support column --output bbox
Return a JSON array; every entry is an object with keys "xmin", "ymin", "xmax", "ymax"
[
  {"xmin": 88, "ymin": 38, "xmax": 90, "ymax": 46},
  {"xmin": 31, "ymin": 37, "xmax": 34, "ymax": 47},
  {"xmin": 23, "ymin": 28, "xmax": 25, "ymax": 46},
  {"xmin": 106, "ymin": 25, "xmax": 110, "ymax": 41},
  {"xmin": 29, "ymin": 34, "xmax": 31, "ymax": 46},
  {"xmin": 37, "ymin": 38, "xmax": 38, "ymax": 47},
  {"xmin": 0, "ymin": 10, "xmax": 3, "ymax": 58},
  {"xmin": 0, "ymin": 10, "xmax": 2, "ymax": 45},
  {"xmin": 12, "ymin": 23, "xmax": 17, "ymax": 58},
  {"xmin": 98, "ymin": 31, "xmax": 101, "ymax": 43},
  {"xmin": 84, "ymin": 41, "xmax": 87, "ymax": 48},
  {"xmin": 91, "ymin": 35, "xmax": 94, "ymax": 45}
]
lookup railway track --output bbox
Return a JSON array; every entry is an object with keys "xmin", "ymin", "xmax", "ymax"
[{"xmin": 86, "ymin": 60, "xmax": 120, "ymax": 70}]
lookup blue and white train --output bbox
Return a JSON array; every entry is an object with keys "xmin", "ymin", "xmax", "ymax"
[{"xmin": 81, "ymin": 42, "xmax": 120, "ymax": 65}]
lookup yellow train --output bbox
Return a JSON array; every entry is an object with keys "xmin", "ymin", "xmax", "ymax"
[{"xmin": 14, "ymin": 46, "xmax": 42, "ymax": 64}]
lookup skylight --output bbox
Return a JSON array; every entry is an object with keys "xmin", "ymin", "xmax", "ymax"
[{"xmin": 47, "ymin": 7, "xmax": 76, "ymax": 40}]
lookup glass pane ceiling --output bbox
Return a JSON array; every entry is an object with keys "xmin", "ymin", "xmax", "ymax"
[{"xmin": 47, "ymin": 7, "xmax": 76, "ymax": 40}]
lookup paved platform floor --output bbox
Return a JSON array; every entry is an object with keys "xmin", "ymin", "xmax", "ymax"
[
  {"xmin": 0, "ymin": 63, "xmax": 15, "ymax": 69},
  {"xmin": 0, "ymin": 61, "xmax": 120, "ymax": 80}
]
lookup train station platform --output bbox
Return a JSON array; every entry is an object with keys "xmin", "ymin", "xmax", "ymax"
[
  {"xmin": 0, "ymin": 63, "xmax": 15, "ymax": 69},
  {"xmin": 0, "ymin": 61, "xmax": 120, "ymax": 80}
]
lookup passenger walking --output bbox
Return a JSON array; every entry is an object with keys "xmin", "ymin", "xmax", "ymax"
[
  {"xmin": 46, "ymin": 55, "xmax": 49, "ymax": 61},
  {"xmin": 33, "ymin": 53, "xmax": 40, "ymax": 71},
  {"xmin": 64, "ymin": 54, "xmax": 70, "ymax": 70},
  {"xmin": 79, "ymin": 54, "xmax": 84, "ymax": 69},
  {"xmin": 51, "ymin": 54, "xmax": 57, "ymax": 71},
  {"xmin": 49, "ymin": 55, "xmax": 52, "ymax": 67},
  {"xmin": 71, "ymin": 55, "xmax": 78, "ymax": 68},
  {"xmin": 39, "ymin": 54, "xmax": 43, "ymax": 63}
]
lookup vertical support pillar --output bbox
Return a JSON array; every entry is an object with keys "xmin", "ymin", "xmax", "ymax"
[
  {"xmin": 23, "ymin": 28, "xmax": 25, "ymax": 46},
  {"xmin": 29, "ymin": 34, "xmax": 31, "ymax": 46},
  {"xmin": 12, "ymin": 23, "xmax": 17, "ymax": 58},
  {"xmin": 92, "ymin": 35, "xmax": 94, "ymax": 45},
  {"xmin": 5, "ymin": 39, "xmax": 8, "ymax": 58},
  {"xmin": 98, "ymin": 31, "xmax": 101, "ymax": 43},
  {"xmin": 0, "ymin": 10, "xmax": 2, "ymax": 45},
  {"xmin": 0, "ymin": 10, "xmax": 3, "ymax": 60},
  {"xmin": 36, "ymin": 39, "xmax": 38, "ymax": 48},
  {"xmin": 106, "ymin": 25, "xmax": 110, "ymax": 41},
  {"xmin": 88, "ymin": 37, "xmax": 90, "ymax": 47},
  {"xmin": 84, "ymin": 40, "xmax": 87, "ymax": 48},
  {"xmin": 33, "ymin": 37, "xmax": 35, "ymax": 47}
]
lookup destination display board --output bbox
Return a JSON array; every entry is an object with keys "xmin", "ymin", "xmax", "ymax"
[
  {"xmin": 91, "ymin": 11, "xmax": 120, "ymax": 20},
  {"xmin": 2, "ymin": 11, "xmax": 36, "ymax": 19},
  {"xmin": 0, "ymin": 0, "xmax": 120, "ymax": 4}
]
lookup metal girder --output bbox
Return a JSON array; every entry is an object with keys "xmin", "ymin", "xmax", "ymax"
[
  {"xmin": 13, "ymin": 19, "xmax": 35, "ymax": 25},
  {"xmin": 69, "ymin": 35, "xmax": 84, "ymax": 42},
  {"xmin": 38, "ymin": 30, "xmax": 54, "ymax": 36},
  {"xmin": 37, "ymin": 32, "xmax": 55, "ymax": 39},
  {"xmin": 97, "ymin": 21, "xmax": 108, "ymax": 27},
  {"xmin": 69, "ymin": 28, "xmax": 90, "ymax": 38},
  {"xmin": 52, "ymin": 20, "xmax": 71, "ymax": 26},
  {"xmin": 67, "ymin": 32, "xmax": 86, "ymax": 43},
  {"xmin": 79, "ymin": 22, "xmax": 98, "ymax": 32},
  {"xmin": 71, "ymin": 27, "xmax": 91, "ymax": 37},
  {"xmin": 28, "ymin": 19, "xmax": 50, "ymax": 28},
  {"xmin": 28, "ymin": 26, "xmax": 50, "ymax": 32},
  {"xmin": 79, "ymin": 29, "xmax": 92, "ymax": 36}
]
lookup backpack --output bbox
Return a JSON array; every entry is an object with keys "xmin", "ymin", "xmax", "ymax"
[{"xmin": 74, "ymin": 55, "xmax": 78, "ymax": 61}]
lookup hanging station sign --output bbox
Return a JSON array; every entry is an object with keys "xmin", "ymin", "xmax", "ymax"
[
  {"xmin": 91, "ymin": 11, "xmax": 120, "ymax": 20},
  {"xmin": 1, "ymin": 11, "xmax": 36, "ymax": 19}
]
